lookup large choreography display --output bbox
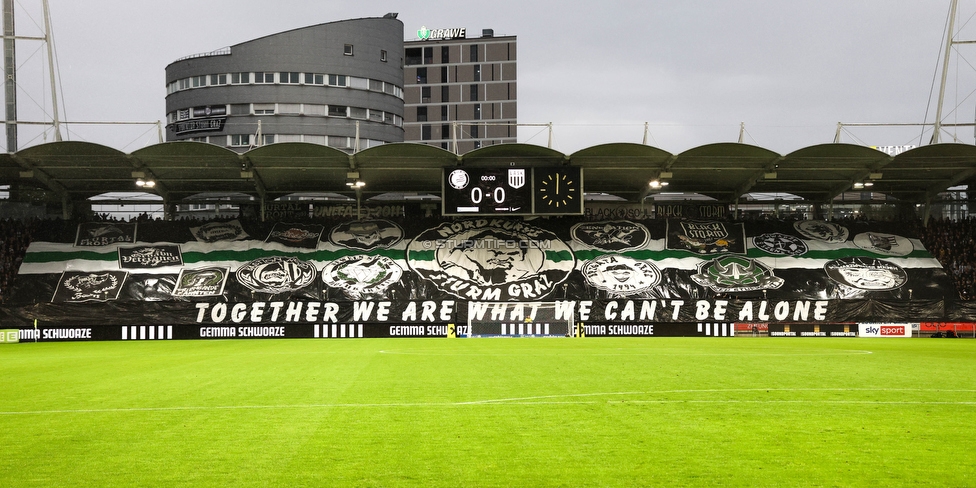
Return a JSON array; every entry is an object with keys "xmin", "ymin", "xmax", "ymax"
[{"xmin": 1, "ymin": 215, "xmax": 956, "ymax": 333}]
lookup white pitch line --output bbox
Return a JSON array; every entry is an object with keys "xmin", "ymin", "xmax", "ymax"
[{"xmin": 1, "ymin": 388, "xmax": 973, "ymax": 415}]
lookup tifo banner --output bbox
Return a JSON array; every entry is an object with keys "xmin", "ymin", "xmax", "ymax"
[{"xmin": 0, "ymin": 217, "xmax": 956, "ymax": 328}]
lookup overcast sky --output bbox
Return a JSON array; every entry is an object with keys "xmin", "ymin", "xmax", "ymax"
[{"xmin": 6, "ymin": 0, "xmax": 975, "ymax": 154}]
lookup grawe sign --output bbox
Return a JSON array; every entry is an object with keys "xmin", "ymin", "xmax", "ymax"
[{"xmin": 417, "ymin": 26, "xmax": 466, "ymax": 40}]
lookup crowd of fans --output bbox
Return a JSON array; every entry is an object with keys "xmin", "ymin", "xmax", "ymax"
[
  {"xmin": 2, "ymin": 214, "xmax": 976, "ymax": 302},
  {"xmin": 919, "ymin": 217, "xmax": 976, "ymax": 300},
  {"xmin": 0, "ymin": 218, "xmax": 36, "ymax": 303}
]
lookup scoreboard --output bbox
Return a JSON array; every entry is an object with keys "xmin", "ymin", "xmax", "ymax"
[{"xmin": 442, "ymin": 167, "xmax": 583, "ymax": 216}]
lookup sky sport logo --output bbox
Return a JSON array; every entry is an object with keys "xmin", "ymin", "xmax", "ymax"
[
  {"xmin": 880, "ymin": 325, "xmax": 905, "ymax": 336},
  {"xmin": 862, "ymin": 324, "xmax": 908, "ymax": 337}
]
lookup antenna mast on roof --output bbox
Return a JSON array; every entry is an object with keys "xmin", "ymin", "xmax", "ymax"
[
  {"xmin": 931, "ymin": 0, "xmax": 960, "ymax": 144},
  {"xmin": 2, "ymin": 0, "xmax": 61, "ymax": 152}
]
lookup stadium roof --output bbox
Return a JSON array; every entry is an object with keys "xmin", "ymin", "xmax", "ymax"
[{"xmin": 2, "ymin": 141, "xmax": 976, "ymax": 204}]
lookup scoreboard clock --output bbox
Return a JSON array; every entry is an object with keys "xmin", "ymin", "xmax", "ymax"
[{"xmin": 442, "ymin": 167, "xmax": 583, "ymax": 216}]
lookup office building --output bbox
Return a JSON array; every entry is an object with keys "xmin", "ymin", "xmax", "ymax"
[
  {"xmin": 164, "ymin": 15, "xmax": 405, "ymax": 153},
  {"xmin": 403, "ymin": 28, "xmax": 516, "ymax": 153}
]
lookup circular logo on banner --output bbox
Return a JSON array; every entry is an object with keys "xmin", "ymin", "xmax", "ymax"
[
  {"xmin": 852, "ymin": 232, "xmax": 914, "ymax": 257},
  {"xmin": 571, "ymin": 221, "xmax": 650, "ymax": 252},
  {"xmin": 794, "ymin": 220, "xmax": 849, "ymax": 243},
  {"xmin": 691, "ymin": 256, "xmax": 785, "ymax": 293},
  {"xmin": 752, "ymin": 232, "xmax": 808, "ymax": 256},
  {"xmin": 322, "ymin": 254, "xmax": 403, "ymax": 297},
  {"xmin": 328, "ymin": 219, "xmax": 403, "ymax": 250},
  {"xmin": 407, "ymin": 219, "xmax": 575, "ymax": 301},
  {"xmin": 824, "ymin": 257, "xmax": 908, "ymax": 291},
  {"xmin": 582, "ymin": 255, "xmax": 661, "ymax": 295},
  {"xmin": 236, "ymin": 256, "xmax": 317, "ymax": 294}
]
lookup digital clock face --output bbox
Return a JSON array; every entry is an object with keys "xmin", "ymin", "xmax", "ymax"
[{"xmin": 442, "ymin": 168, "xmax": 532, "ymax": 215}]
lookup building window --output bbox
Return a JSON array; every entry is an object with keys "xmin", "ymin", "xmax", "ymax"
[
  {"xmin": 210, "ymin": 74, "xmax": 227, "ymax": 85},
  {"xmin": 253, "ymin": 103, "xmax": 275, "ymax": 115},
  {"xmin": 280, "ymin": 72, "xmax": 300, "ymax": 84},
  {"xmin": 261, "ymin": 134, "xmax": 275, "ymax": 146},
  {"xmin": 405, "ymin": 47, "xmax": 422, "ymax": 65},
  {"xmin": 231, "ymin": 72, "xmax": 250, "ymax": 84},
  {"xmin": 416, "ymin": 67, "xmax": 427, "ymax": 84},
  {"xmin": 421, "ymin": 86, "xmax": 431, "ymax": 103},
  {"xmin": 328, "ymin": 105, "xmax": 347, "ymax": 117},
  {"xmin": 471, "ymin": 125, "xmax": 479, "ymax": 138},
  {"xmin": 254, "ymin": 72, "xmax": 274, "ymax": 84},
  {"xmin": 421, "ymin": 124, "xmax": 432, "ymax": 141},
  {"xmin": 441, "ymin": 85, "xmax": 450, "ymax": 103},
  {"xmin": 473, "ymin": 65, "xmax": 481, "ymax": 82},
  {"xmin": 474, "ymin": 104, "xmax": 481, "ymax": 120},
  {"xmin": 441, "ymin": 105, "xmax": 448, "ymax": 121},
  {"xmin": 329, "ymin": 136, "xmax": 348, "ymax": 149},
  {"xmin": 442, "ymin": 124, "xmax": 450, "ymax": 139},
  {"xmin": 229, "ymin": 134, "xmax": 250, "ymax": 147},
  {"xmin": 305, "ymin": 73, "xmax": 325, "ymax": 85},
  {"xmin": 344, "ymin": 44, "xmax": 354, "ymax": 56},
  {"xmin": 474, "ymin": 141, "xmax": 482, "ymax": 149},
  {"xmin": 470, "ymin": 44, "xmax": 478, "ymax": 62},
  {"xmin": 349, "ymin": 107, "xmax": 367, "ymax": 119},
  {"xmin": 305, "ymin": 104, "xmax": 326, "ymax": 116},
  {"xmin": 423, "ymin": 47, "xmax": 433, "ymax": 64},
  {"xmin": 278, "ymin": 103, "xmax": 300, "ymax": 114},
  {"xmin": 328, "ymin": 74, "xmax": 347, "ymax": 87},
  {"xmin": 230, "ymin": 104, "xmax": 250, "ymax": 115},
  {"xmin": 369, "ymin": 79, "xmax": 383, "ymax": 91},
  {"xmin": 470, "ymin": 84, "xmax": 479, "ymax": 101},
  {"xmin": 381, "ymin": 50, "xmax": 388, "ymax": 62},
  {"xmin": 417, "ymin": 107, "xmax": 428, "ymax": 122},
  {"xmin": 192, "ymin": 75, "xmax": 207, "ymax": 87},
  {"xmin": 441, "ymin": 46, "xmax": 450, "ymax": 64},
  {"xmin": 178, "ymin": 78, "xmax": 190, "ymax": 90}
]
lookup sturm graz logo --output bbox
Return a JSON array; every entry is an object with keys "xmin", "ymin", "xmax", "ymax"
[
  {"xmin": 118, "ymin": 245, "xmax": 183, "ymax": 269},
  {"xmin": 571, "ymin": 221, "xmax": 650, "ymax": 252},
  {"xmin": 752, "ymin": 233, "xmax": 808, "ymax": 256},
  {"xmin": 824, "ymin": 257, "xmax": 907, "ymax": 291},
  {"xmin": 322, "ymin": 255, "xmax": 403, "ymax": 298},
  {"xmin": 236, "ymin": 256, "xmax": 317, "ymax": 294},
  {"xmin": 582, "ymin": 255, "xmax": 661, "ymax": 295},
  {"xmin": 53, "ymin": 271, "xmax": 127, "ymax": 302},
  {"xmin": 794, "ymin": 220, "xmax": 849, "ymax": 243},
  {"xmin": 329, "ymin": 220, "xmax": 403, "ymax": 250},
  {"xmin": 407, "ymin": 219, "xmax": 575, "ymax": 301},
  {"xmin": 190, "ymin": 220, "xmax": 248, "ymax": 243},
  {"xmin": 174, "ymin": 267, "xmax": 229, "ymax": 297},
  {"xmin": 691, "ymin": 256, "xmax": 784, "ymax": 293},
  {"xmin": 852, "ymin": 232, "xmax": 914, "ymax": 257}
]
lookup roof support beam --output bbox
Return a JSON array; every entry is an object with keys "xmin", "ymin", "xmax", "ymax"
[{"xmin": 10, "ymin": 153, "xmax": 68, "ymax": 200}]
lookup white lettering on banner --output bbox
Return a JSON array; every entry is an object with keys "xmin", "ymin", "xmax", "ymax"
[
  {"xmin": 200, "ymin": 327, "xmax": 236, "ymax": 338},
  {"xmin": 390, "ymin": 326, "xmax": 426, "ymax": 336},
  {"xmin": 40, "ymin": 328, "xmax": 92, "ymax": 339},
  {"xmin": 237, "ymin": 327, "xmax": 285, "ymax": 338},
  {"xmin": 191, "ymin": 300, "xmax": 834, "ymax": 325}
]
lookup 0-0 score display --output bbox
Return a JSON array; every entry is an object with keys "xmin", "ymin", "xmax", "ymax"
[{"xmin": 443, "ymin": 167, "xmax": 532, "ymax": 215}]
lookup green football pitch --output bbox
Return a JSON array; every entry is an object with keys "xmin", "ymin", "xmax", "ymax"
[{"xmin": 1, "ymin": 338, "xmax": 973, "ymax": 487}]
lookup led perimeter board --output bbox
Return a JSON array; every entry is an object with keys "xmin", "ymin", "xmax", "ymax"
[{"xmin": 442, "ymin": 167, "xmax": 583, "ymax": 216}]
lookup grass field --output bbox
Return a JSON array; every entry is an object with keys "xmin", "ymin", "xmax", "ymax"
[{"xmin": 1, "ymin": 337, "xmax": 974, "ymax": 487}]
